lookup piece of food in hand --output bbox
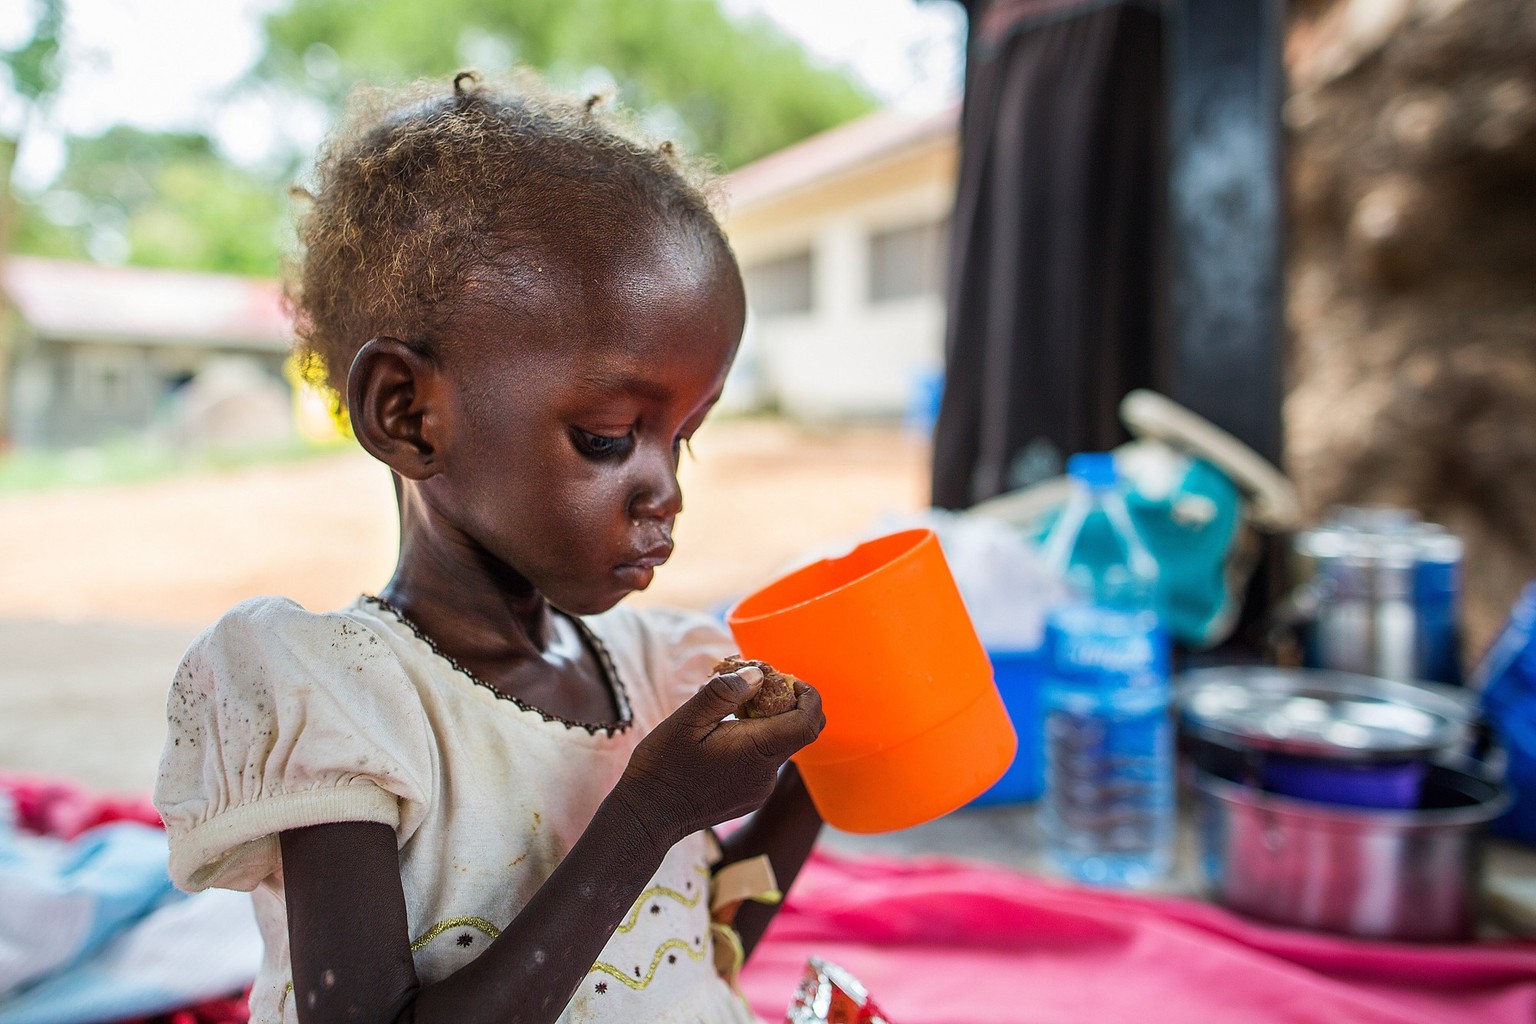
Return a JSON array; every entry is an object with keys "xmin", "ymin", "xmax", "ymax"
[{"xmin": 712, "ymin": 654, "xmax": 800, "ymax": 718}]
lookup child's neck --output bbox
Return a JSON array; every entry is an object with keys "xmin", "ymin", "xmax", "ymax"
[
  {"xmin": 378, "ymin": 503, "xmax": 621, "ymax": 725},
  {"xmin": 381, "ymin": 564, "xmax": 621, "ymax": 718},
  {"xmin": 381, "ymin": 481, "xmax": 550, "ymax": 651},
  {"xmin": 381, "ymin": 530, "xmax": 552, "ymax": 663}
]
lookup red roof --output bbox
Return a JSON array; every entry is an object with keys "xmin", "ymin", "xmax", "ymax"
[
  {"xmin": 1, "ymin": 256, "xmax": 292, "ymax": 350},
  {"xmin": 725, "ymin": 104, "xmax": 959, "ymax": 214}
]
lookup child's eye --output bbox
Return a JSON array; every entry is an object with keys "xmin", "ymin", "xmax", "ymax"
[{"xmin": 572, "ymin": 428, "xmax": 635, "ymax": 460}]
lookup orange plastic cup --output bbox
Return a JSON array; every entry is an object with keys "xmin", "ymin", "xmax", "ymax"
[{"xmin": 726, "ymin": 528, "xmax": 1016, "ymax": 833}]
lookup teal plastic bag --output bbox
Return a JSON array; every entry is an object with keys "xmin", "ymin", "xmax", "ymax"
[{"xmin": 1033, "ymin": 445, "xmax": 1246, "ymax": 648}]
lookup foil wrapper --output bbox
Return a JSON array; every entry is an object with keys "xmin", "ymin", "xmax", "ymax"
[{"xmin": 785, "ymin": 957, "xmax": 892, "ymax": 1024}]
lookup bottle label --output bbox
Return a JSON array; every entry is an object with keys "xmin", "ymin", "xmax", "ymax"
[
  {"xmin": 1057, "ymin": 632, "xmax": 1158, "ymax": 677},
  {"xmin": 1045, "ymin": 608, "xmax": 1169, "ymax": 692}
]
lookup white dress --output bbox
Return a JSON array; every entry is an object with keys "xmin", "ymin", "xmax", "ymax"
[{"xmin": 154, "ymin": 595, "xmax": 758, "ymax": 1024}]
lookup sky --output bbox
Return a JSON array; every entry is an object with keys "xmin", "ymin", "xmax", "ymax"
[{"xmin": 0, "ymin": 0, "xmax": 966, "ymax": 191}]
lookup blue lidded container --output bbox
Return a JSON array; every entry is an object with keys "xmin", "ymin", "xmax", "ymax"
[{"xmin": 969, "ymin": 648, "xmax": 1046, "ymax": 805}]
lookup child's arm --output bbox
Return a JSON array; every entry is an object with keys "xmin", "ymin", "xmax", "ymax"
[
  {"xmin": 281, "ymin": 798, "xmax": 668, "ymax": 1023},
  {"xmin": 715, "ymin": 749, "xmax": 823, "ymax": 958},
  {"xmin": 281, "ymin": 667, "xmax": 823, "ymax": 1024}
]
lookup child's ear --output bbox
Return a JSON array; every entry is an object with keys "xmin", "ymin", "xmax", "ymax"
[{"xmin": 347, "ymin": 337, "xmax": 444, "ymax": 480}]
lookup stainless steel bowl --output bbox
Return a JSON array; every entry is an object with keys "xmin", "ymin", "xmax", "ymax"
[{"xmin": 1192, "ymin": 763, "xmax": 1509, "ymax": 941}]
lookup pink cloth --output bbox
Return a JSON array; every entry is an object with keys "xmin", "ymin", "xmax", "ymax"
[
  {"xmin": 10, "ymin": 775, "xmax": 1532, "ymax": 1022},
  {"xmin": 0, "ymin": 773, "xmax": 164, "ymax": 838},
  {"xmin": 741, "ymin": 850, "xmax": 1536, "ymax": 1024}
]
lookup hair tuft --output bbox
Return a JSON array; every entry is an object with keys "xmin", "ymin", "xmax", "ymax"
[{"xmin": 284, "ymin": 70, "xmax": 731, "ymax": 404}]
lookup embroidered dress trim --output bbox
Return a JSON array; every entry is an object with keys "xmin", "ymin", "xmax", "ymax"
[
  {"xmin": 362, "ymin": 594, "xmax": 632, "ymax": 736},
  {"xmin": 589, "ymin": 938, "xmax": 710, "ymax": 991},
  {"xmin": 615, "ymin": 865, "xmax": 711, "ymax": 933},
  {"xmin": 410, "ymin": 915, "xmax": 503, "ymax": 953}
]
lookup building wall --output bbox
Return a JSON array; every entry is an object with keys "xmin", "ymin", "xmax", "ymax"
[
  {"xmin": 9, "ymin": 337, "xmax": 287, "ymax": 448},
  {"xmin": 724, "ymin": 141, "xmax": 957, "ymax": 421},
  {"xmin": 9, "ymin": 340, "xmax": 157, "ymax": 448}
]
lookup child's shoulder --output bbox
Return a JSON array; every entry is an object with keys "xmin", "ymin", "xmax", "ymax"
[
  {"xmin": 195, "ymin": 593, "xmax": 378, "ymax": 643},
  {"xmin": 176, "ymin": 594, "xmax": 400, "ymax": 694},
  {"xmin": 159, "ymin": 595, "xmax": 433, "ymax": 893}
]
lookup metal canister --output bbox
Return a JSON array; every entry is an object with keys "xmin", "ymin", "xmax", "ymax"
[{"xmin": 1293, "ymin": 507, "xmax": 1464, "ymax": 686}]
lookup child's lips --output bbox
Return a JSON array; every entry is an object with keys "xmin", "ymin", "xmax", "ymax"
[
  {"xmin": 615, "ymin": 543, "xmax": 672, "ymax": 586},
  {"xmin": 620, "ymin": 545, "xmax": 673, "ymax": 570}
]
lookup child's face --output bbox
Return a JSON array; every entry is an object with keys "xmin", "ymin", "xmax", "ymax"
[{"xmin": 431, "ymin": 227, "xmax": 745, "ymax": 615}]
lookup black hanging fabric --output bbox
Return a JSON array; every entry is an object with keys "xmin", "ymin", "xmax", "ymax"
[{"xmin": 931, "ymin": 0, "xmax": 1169, "ymax": 509}]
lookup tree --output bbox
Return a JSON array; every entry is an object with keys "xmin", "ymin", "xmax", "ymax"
[
  {"xmin": 11, "ymin": 127, "xmax": 286, "ymax": 276},
  {"xmin": 0, "ymin": 0, "xmax": 63, "ymax": 255},
  {"xmin": 254, "ymin": 0, "xmax": 876, "ymax": 170},
  {"xmin": 8, "ymin": 1, "xmax": 876, "ymax": 280},
  {"xmin": 0, "ymin": 0, "xmax": 64, "ymax": 441}
]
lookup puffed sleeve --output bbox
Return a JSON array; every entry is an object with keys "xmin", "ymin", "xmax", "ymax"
[
  {"xmin": 642, "ymin": 607, "xmax": 738, "ymax": 719},
  {"xmin": 154, "ymin": 597, "xmax": 434, "ymax": 893}
]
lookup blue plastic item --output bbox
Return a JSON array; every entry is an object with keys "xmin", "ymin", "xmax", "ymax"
[
  {"xmin": 1475, "ymin": 579, "xmax": 1536, "ymax": 844},
  {"xmin": 904, "ymin": 368, "xmax": 945, "ymax": 437},
  {"xmin": 968, "ymin": 649, "xmax": 1046, "ymax": 806},
  {"xmin": 1038, "ymin": 454, "xmax": 1176, "ymax": 887}
]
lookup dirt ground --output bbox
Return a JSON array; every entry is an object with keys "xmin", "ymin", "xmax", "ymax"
[
  {"xmin": 0, "ymin": 419, "xmax": 929, "ymax": 792},
  {"xmin": 0, "ymin": 418, "xmax": 929, "ymax": 626}
]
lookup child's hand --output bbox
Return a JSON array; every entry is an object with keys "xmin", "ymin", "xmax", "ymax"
[{"xmin": 614, "ymin": 666, "xmax": 824, "ymax": 849}]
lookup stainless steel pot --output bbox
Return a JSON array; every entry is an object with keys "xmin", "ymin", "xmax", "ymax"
[{"xmin": 1192, "ymin": 763, "xmax": 1509, "ymax": 941}]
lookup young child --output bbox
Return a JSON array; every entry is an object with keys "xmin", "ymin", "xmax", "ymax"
[{"xmin": 154, "ymin": 72, "xmax": 826, "ymax": 1024}]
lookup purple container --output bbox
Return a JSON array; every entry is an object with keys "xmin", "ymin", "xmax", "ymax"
[
  {"xmin": 1176, "ymin": 667, "xmax": 1474, "ymax": 810},
  {"xmin": 1260, "ymin": 754, "xmax": 1428, "ymax": 810}
]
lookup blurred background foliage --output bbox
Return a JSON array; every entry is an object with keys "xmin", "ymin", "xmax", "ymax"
[
  {"xmin": 1, "ymin": 0, "xmax": 876, "ymax": 278},
  {"xmin": 12, "ymin": 128, "xmax": 286, "ymax": 275}
]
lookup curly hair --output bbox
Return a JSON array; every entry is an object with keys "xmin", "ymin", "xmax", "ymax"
[{"xmin": 286, "ymin": 70, "xmax": 730, "ymax": 401}]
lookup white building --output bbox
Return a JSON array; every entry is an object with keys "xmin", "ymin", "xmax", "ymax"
[
  {"xmin": 1, "ymin": 257, "xmax": 292, "ymax": 448},
  {"xmin": 721, "ymin": 105, "xmax": 959, "ymax": 421}
]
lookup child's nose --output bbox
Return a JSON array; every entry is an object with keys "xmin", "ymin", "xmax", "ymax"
[{"xmin": 628, "ymin": 446, "xmax": 683, "ymax": 522}]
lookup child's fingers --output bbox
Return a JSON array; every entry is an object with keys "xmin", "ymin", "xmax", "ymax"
[
  {"xmin": 741, "ymin": 682, "xmax": 825, "ymax": 756},
  {"xmin": 791, "ymin": 680, "xmax": 823, "ymax": 722},
  {"xmin": 681, "ymin": 665, "xmax": 763, "ymax": 725}
]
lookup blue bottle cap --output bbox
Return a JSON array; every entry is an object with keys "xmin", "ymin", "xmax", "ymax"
[{"xmin": 1067, "ymin": 452, "xmax": 1117, "ymax": 488}]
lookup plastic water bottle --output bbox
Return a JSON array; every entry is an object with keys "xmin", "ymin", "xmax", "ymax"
[{"xmin": 1039, "ymin": 453, "xmax": 1175, "ymax": 887}]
